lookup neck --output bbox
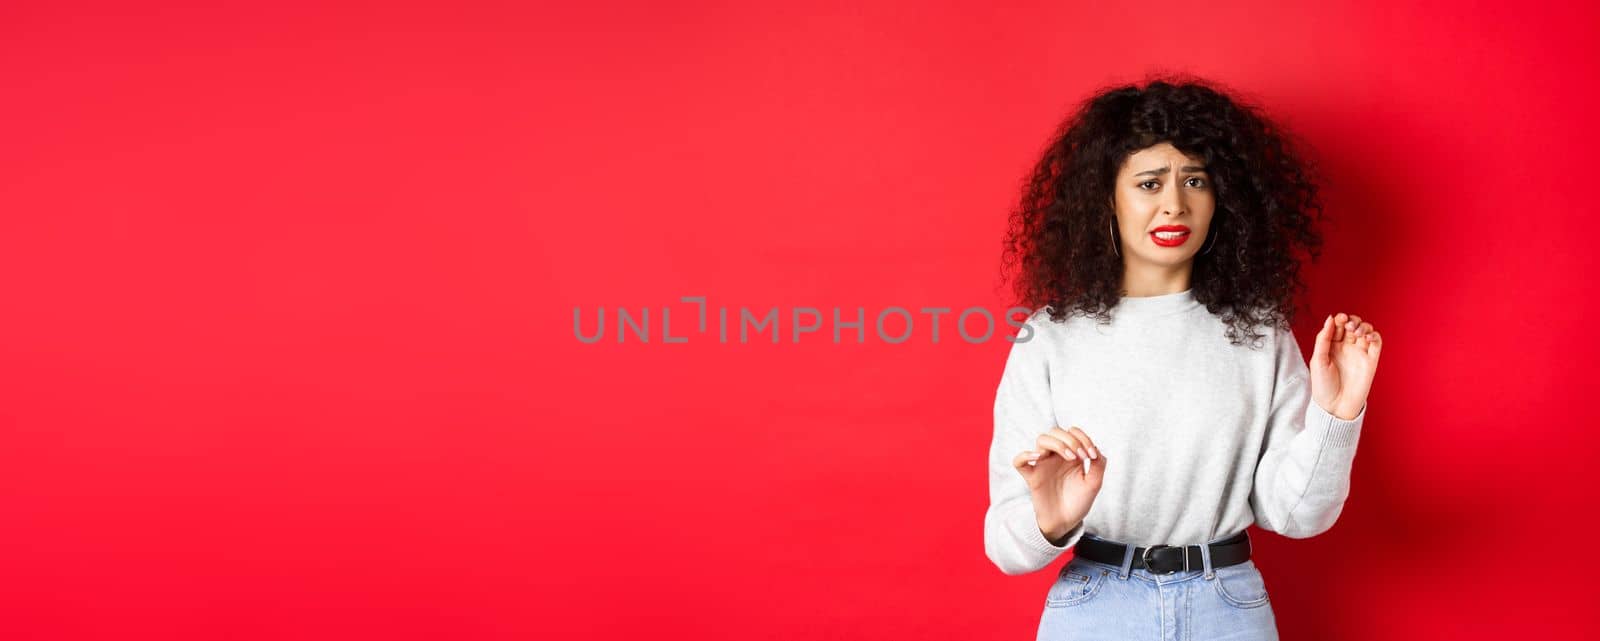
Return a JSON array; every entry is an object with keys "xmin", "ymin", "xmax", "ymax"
[{"xmin": 1120, "ymin": 262, "xmax": 1193, "ymax": 297}]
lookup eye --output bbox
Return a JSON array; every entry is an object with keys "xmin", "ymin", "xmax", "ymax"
[
  {"xmin": 1186, "ymin": 177, "xmax": 1208, "ymax": 188},
  {"xmin": 1138, "ymin": 180, "xmax": 1159, "ymax": 190}
]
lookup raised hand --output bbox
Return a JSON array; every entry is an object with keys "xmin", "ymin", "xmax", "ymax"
[
  {"xmin": 1310, "ymin": 312, "xmax": 1383, "ymax": 420},
  {"xmin": 1012, "ymin": 425, "xmax": 1107, "ymax": 543}
]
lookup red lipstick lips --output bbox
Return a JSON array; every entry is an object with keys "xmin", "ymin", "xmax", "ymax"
[{"xmin": 1149, "ymin": 225, "xmax": 1191, "ymax": 247}]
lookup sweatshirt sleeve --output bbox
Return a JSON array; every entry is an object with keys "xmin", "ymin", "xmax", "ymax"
[
  {"xmin": 983, "ymin": 317, "xmax": 1084, "ymax": 575},
  {"xmin": 1250, "ymin": 325, "xmax": 1367, "ymax": 539}
]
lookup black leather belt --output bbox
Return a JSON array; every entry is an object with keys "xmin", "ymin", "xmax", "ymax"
[{"xmin": 1073, "ymin": 531, "xmax": 1251, "ymax": 574}]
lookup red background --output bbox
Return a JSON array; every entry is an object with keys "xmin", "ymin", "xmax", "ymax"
[{"xmin": 3, "ymin": 1, "xmax": 1596, "ymax": 639}]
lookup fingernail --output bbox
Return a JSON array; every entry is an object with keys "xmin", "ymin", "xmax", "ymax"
[{"xmin": 1089, "ymin": 446, "xmax": 1099, "ymax": 459}]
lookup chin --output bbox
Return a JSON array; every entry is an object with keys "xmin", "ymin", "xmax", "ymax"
[{"xmin": 1139, "ymin": 252, "xmax": 1196, "ymax": 266}]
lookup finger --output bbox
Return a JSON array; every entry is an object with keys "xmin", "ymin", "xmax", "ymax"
[
  {"xmin": 1058, "ymin": 427, "xmax": 1095, "ymax": 476},
  {"xmin": 1367, "ymin": 330, "xmax": 1382, "ymax": 358},
  {"xmin": 1036, "ymin": 434, "xmax": 1078, "ymax": 461},
  {"xmin": 1333, "ymin": 313, "xmax": 1348, "ymax": 341},
  {"xmin": 1049, "ymin": 426, "xmax": 1091, "ymax": 462},
  {"xmin": 1312, "ymin": 314, "xmax": 1333, "ymax": 365},
  {"xmin": 1013, "ymin": 450, "xmax": 1041, "ymax": 470},
  {"xmin": 1066, "ymin": 425, "xmax": 1099, "ymax": 459},
  {"xmin": 1343, "ymin": 314, "xmax": 1363, "ymax": 343},
  {"xmin": 1047, "ymin": 427, "xmax": 1091, "ymax": 478},
  {"xmin": 1355, "ymin": 321, "xmax": 1374, "ymax": 338},
  {"xmin": 1085, "ymin": 447, "xmax": 1106, "ymax": 483}
]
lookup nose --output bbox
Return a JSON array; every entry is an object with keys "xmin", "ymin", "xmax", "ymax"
[{"xmin": 1162, "ymin": 187, "xmax": 1187, "ymax": 217}]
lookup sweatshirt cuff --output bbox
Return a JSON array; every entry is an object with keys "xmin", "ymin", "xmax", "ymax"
[
  {"xmin": 1011, "ymin": 505, "xmax": 1081, "ymax": 556},
  {"xmin": 1306, "ymin": 400, "xmax": 1365, "ymax": 448}
]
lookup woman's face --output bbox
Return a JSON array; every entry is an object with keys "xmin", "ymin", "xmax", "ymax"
[{"xmin": 1109, "ymin": 142, "xmax": 1216, "ymax": 271}]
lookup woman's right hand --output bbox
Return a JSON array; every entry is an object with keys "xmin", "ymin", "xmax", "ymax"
[{"xmin": 1011, "ymin": 425, "xmax": 1107, "ymax": 542}]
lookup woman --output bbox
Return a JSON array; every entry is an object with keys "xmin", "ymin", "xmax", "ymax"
[{"xmin": 983, "ymin": 76, "xmax": 1382, "ymax": 640}]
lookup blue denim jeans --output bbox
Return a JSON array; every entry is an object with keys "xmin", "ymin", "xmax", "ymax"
[{"xmin": 1036, "ymin": 533, "xmax": 1279, "ymax": 641}]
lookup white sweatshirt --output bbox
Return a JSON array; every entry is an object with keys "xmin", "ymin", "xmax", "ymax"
[{"xmin": 983, "ymin": 288, "xmax": 1367, "ymax": 575}]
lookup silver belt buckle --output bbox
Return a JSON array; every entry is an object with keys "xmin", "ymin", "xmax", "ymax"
[{"xmin": 1141, "ymin": 544, "xmax": 1187, "ymax": 574}]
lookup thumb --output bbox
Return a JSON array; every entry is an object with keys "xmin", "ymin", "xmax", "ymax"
[
  {"xmin": 1310, "ymin": 314, "xmax": 1333, "ymax": 367},
  {"xmin": 1013, "ymin": 450, "xmax": 1040, "ymax": 471}
]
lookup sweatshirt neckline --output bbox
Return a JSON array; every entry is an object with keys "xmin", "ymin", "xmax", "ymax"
[{"xmin": 1113, "ymin": 287, "xmax": 1201, "ymax": 319}]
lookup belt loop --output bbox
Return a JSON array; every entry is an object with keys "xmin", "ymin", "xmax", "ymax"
[
  {"xmin": 1118, "ymin": 542, "xmax": 1135, "ymax": 580},
  {"xmin": 1199, "ymin": 540, "xmax": 1215, "ymax": 580}
]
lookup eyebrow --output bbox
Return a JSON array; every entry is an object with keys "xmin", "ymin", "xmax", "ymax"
[{"xmin": 1134, "ymin": 165, "xmax": 1208, "ymax": 177}]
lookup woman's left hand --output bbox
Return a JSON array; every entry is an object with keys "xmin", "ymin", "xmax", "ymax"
[{"xmin": 1309, "ymin": 312, "xmax": 1382, "ymax": 420}]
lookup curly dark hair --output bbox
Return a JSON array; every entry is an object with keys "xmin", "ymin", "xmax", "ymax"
[{"xmin": 999, "ymin": 74, "xmax": 1329, "ymax": 348}]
